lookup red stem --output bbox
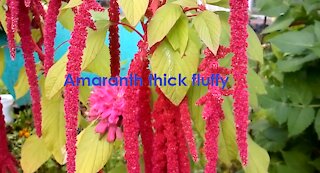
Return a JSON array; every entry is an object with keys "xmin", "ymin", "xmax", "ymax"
[
  {"xmin": 116, "ymin": 22, "xmax": 145, "ymax": 39},
  {"xmin": 32, "ymin": 39, "xmax": 45, "ymax": 62}
]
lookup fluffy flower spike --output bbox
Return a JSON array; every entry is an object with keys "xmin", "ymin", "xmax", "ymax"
[
  {"xmin": 5, "ymin": 0, "xmax": 19, "ymax": 60},
  {"xmin": 44, "ymin": 0, "xmax": 62, "ymax": 75},
  {"xmin": 108, "ymin": 0, "xmax": 120, "ymax": 76},
  {"xmin": 229, "ymin": 0, "xmax": 249, "ymax": 166},
  {"xmin": 64, "ymin": 1, "xmax": 103, "ymax": 172},
  {"xmin": 18, "ymin": 4, "xmax": 42, "ymax": 137}
]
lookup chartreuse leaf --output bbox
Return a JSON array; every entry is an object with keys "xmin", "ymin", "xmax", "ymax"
[
  {"xmin": 118, "ymin": 0, "xmax": 149, "ymax": 26},
  {"xmin": 14, "ymin": 64, "xmax": 42, "ymax": 99},
  {"xmin": 150, "ymin": 29, "xmax": 201, "ymax": 105},
  {"xmin": 62, "ymin": 0, "xmax": 82, "ymax": 9},
  {"xmin": 287, "ymin": 107, "xmax": 315, "ymax": 137},
  {"xmin": 59, "ymin": 3, "xmax": 76, "ymax": 31},
  {"xmin": 173, "ymin": 0, "xmax": 198, "ymax": 8},
  {"xmin": 90, "ymin": 10, "xmax": 110, "ymax": 30},
  {"xmin": 315, "ymin": 111, "xmax": 320, "ymax": 140},
  {"xmin": 41, "ymin": 92, "xmax": 66, "ymax": 165},
  {"xmin": 0, "ymin": 48, "xmax": 4, "ymax": 78},
  {"xmin": 192, "ymin": 10, "xmax": 221, "ymax": 54},
  {"xmin": 248, "ymin": 68, "xmax": 267, "ymax": 109},
  {"xmin": 219, "ymin": 97, "xmax": 238, "ymax": 166},
  {"xmin": 218, "ymin": 12, "xmax": 264, "ymax": 64},
  {"xmin": 187, "ymin": 85, "xmax": 207, "ymax": 138},
  {"xmin": 45, "ymin": 28, "xmax": 107, "ymax": 99},
  {"xmin": 148, "ymin": 3, "xmax": 182, "ymax": 46},
  {"xmin": 85, "ymin": 44, "xmax": 111, "ymax": 77},
  {"xmin": 21, "ymin": 135, "xmax": 51, "ymax": 173},
  {"xmin": 76, "ymin": 125, "xmax": 113, "ymax": 173},
  {"xmin": 167, "ymin": 14, "xmax": 189, "ymax": 56},
  {"xmin": 208, "ymin": 0, "xmax": 229, "ymax": 8},
  {"xmin": 244, "ymin": 137, "xmax": 270, "ymax": 173}
]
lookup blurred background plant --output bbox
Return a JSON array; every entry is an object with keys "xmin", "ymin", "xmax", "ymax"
[{"xmin": 251, "ymin": 0, "xmax": 320, "ymax": 173}]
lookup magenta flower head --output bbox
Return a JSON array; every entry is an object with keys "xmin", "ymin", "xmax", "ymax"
[{"xmin": 88, "ymin": 82, "xmax": 125, "ymax": 142}]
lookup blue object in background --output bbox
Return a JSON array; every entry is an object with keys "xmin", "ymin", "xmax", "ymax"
[{"xmin": 0, "ymin": 22, "xmax": 142, "ymax": 105}]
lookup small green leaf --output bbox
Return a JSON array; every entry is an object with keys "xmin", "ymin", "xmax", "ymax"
[
  {"xmin": 282, "ymin": 150, "xmax": 313, "ymax": 173},
  {"xmin": 269, "ymin": 31, "xmax": 315, "ymax": 54},
  {"xmin": 277, "ymin": 54, "xmax": 319, "ymax": 73},
  {"xmin": 76, "ymin": 125, "xmax": 113, "ymax": 173},
  {"xmin": 173, "ymin": 0, "xmax": 198, "ymax": 8},
  {"xmin": 287, "ymin": 107, "xmax": 315, "ymax": 137},
  {"xmin": 315, "ymin": 21, "xmax": 320, "ymax": 41},
  {"xmin": 192, "ymin": 10, "xmax": 221, "ymax": 54},
  {"xmin": 148, "ymin": 3, "xmax": 182, "ymax": 46},
  {"xmin": 21, "ymin": 135, "xmax": 51, "ymax": 173},
  {"xmin": 262, "ymin": 12, "xmax": 295, "ymax": 34},
  {"xmin": 315, "ymin": 110, "xmax": 320, "ymax": 140},
  {"xmin": 167, "ymin": 15, "xmax": 189, "ymax": 55}
]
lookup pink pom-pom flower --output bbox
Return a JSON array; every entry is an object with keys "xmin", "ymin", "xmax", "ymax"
[{"xmin": 88, "ymin": 83, "xmax": 125, "ymax": 142}]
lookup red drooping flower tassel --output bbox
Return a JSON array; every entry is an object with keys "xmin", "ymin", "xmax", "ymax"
[
  {"xmin": 44, "ymin": 0, "xmax": 62, "ymax": 75},
  {"xmin": 229, "ymin": 0, "xmax": 249, "ymax": 165},
  {"xmin": 179, "ymin": 97, "xmax": 198, "ymax": 162},
  {"xmin": 176, "ymin": 112, "xmax": 191, "ymax": 173},
  {"xmin": 18, "ymin": 4, "xmax": 42, "ymax": 137},
  {"xmin": 64, "ymin": 1, "xmax": 103, "ymax": 172},
  {"xmin": 108, "ymin": 0, "xmax": 120, "ymax": 76},
  {"xmin": 0, "ymin": 98, "xmax": 18, "ymax": 173},
  {"xmin": 32, "ymin": 0, "xmax": 46, "ymax": 19},
  {"xmin": 137, "ymin": 43, "xmax": 154, "ymax": 173},
  {"xmin": 151, "ymin": 91, "xmax": 167, "ymax": 173},
  {"xmin": 5, "ymin": 0, "xmax": 19, "ymax": 59},
  {"xmin": 197, "ymin": 86, "xmax": 224, "ymax": 173},
  {"xmin": 122, "ymin": 40, "xmax": 150, "ymax": 173}
]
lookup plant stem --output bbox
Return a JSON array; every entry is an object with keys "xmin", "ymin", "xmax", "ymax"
[{"xmin": 116, "ymin": 22, "xmax": 144, "ymax": 39}]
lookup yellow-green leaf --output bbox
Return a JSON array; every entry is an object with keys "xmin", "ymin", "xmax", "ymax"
[
  {"xmin": 118, "ymin": 0, "xmax": 149, "ymax": 26},
  {"xmin": 14, "ymin": 64, "xmax": 42, "ymax": 99},
  {"xmin": 218, "ymin": 97, "xmax": 238, "ymax": 166},
  {"xmin": 58, "ymin": 5, "xmax": 75, "ymax": 31},
  {"xmin": 41, "ymin": 92, "xmax": 66, "ymax": 164},
  {"xmin": 148, "ymin": 3, "xmax": 182, "ymax": 46},
  {"xmin": 0, "ymin": 48, "xmax": 4, "ymax": 78},
  {"xmin": 45, "ymin": 29, "xmax": 107, "ymax": 99},
  {"xmin": 192, "ymin": 10, "xmax": 221, "ymax": 54},
  {"xmin": 21, "ymin": 135, "xmax": 51, "ymax": 173},
  {"xmin": 76, "ymin": 125, "xmax": 113, "ymax": 173},
  {"xmin": 167, "ymin": 15, "xmax": 189, "ymax": 56},
  {"xmin": 150, "ymin": 33, "xmax": 200, "ymax": 105},
  {"xmin": 244, "ymin": 137, "xmax": 270, "ymax": 173},
  {"xmin": 85, "ymin": 44, "xmax": 111, "ymax": 77},
  {"xmin": 173, "ymin": 0, "xmax": 198, "ymax": 8},
  {"xmin": 90, "ymin": 10, "xmax": 110, "ymax": 30},
  {"xmin": 62, "ymin": 0, "xmax": 82, "ymax": 9}
]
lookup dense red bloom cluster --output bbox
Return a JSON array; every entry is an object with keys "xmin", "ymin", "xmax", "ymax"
[
  {"xmin": 32, "ymin": 0, "xmax": 46, "ymax": 19},
  {"xmin": 197, "ymin": 86, "xmax": 224, "ymax": 172},
  {"xmin": 18, "ymin": 4, "xmax": 42, "ymax": 137},
  {"xmin": 64, "ymin": 0, "xmax": 103, "ymax": 172},
  {"xmin": 44, "ymin": 0, "xmax": 62, "ymax": 75},
  {"xmin": 179, "ymin": 98, "xmax": 198, "ymax": 162},
  {"xmin": 5, "ymin": 0, "xmax": 19, "ymax": 59},
  {"xmin": 229, "ymin": 0, "xmax": 249, "ymax": 165},
  {"xmin": 0, "ymin": 98, "xmax": 17, "ymax": 173},
  {"xmin": 108, "ymin": 0, "xmax": 121, "ymax": 76},
  {"xmin": 122, "ymin": 40, "xmax": 151, "ymax": 173}
]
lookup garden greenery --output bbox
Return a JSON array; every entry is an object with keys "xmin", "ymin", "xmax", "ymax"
[{"xmin": 0, "ymin": 0, "xmax": 271, "ymax": 172}]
